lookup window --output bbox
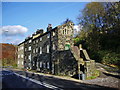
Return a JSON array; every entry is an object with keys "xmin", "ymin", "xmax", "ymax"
[
  {"xmin": 36, "ymin": 48, "xmax": 38, "ymax": 53},
  {"xmin": 43, "ymin": 63, "xmax": 46, "ymax": 68},
  {"xmin": 29, "ymin": 46, "xmax": 31, "ymax": 51},
  {"xmin": 63, "ymin": 30, "xmax": 64, "ymax": 34},
  {"xmin": 40, "ymin": 62, "xmax": 42, "ymax": 68},
  {"xmin": 66, "ymin": 29, "xmax": 68, "ymax": 34},
  {"xmin": 33, "ymin": 49, "xmax": 35, "ymax": 53},
  {"xmin": 22, "ymin": 61, "xmax": 24, "ymax": 65},
  {"xmin": 40, "ymin": 37, "xmax": 42, "ymax": 41},
  {"xmin": 18, "ymin": 61, "xmax": 19, "ymax": 64},
  {"xmin": 20, "ymin": 46, "xmax": 23, "ymax": 50},
  {"xmin": 33, "ymin": 41, "xmax": 35, "ymax": 44},
  {"xmin": 37, "ymin": 62, "xmax": 39, "ymax": 67},
  {"xmin": 21, "ymin": 54, "xmax": 24, "ymax": 58},
  {"xmin": 47, "ymin": 45, "xmax": 49, "ymax": 53},
  {"xmin": 25, "ymin": 56, "xmax": 26, "ymax": 59},
  {"xmin": 33, "ymin": 61, "xmax": 35, "ymax": 66},
  {"xmin": 29, "ymin": 54, "xmax": 31, "ymax": 60},
  {"xmin": 29, "ymin": 40, "xmax": 31, "ymax": 43},
  {"xmin": 25, "ymin": 48, "xmax": 27, "ymax": 51},
  {"xmin": 65, "ymin": 29, "xmax": 66, "ymax": 34},
  {"xmin": 53, "ymin": 44, "xmax": 55, "ymax": 50},
  {"xmin": 28, "ymin": 62, "xmax": 31, "ymax": 67},
  {"xmin": 47, "ymin": 62, "xmax": 49, "ymax": 69},
  {"xmin": 18, "ymin": 55, "xmax": 20, "ymax": 58},
  {"xmin": 40, "ymin": 47, "xmax": 42, "ymax": 54},
  {"xmin": 20, "ymin": 47, "xmax": 22, "ymax": 50},
  {"xmin": 36, "ymin": 40, "xmax": 38, "ymax": 43},
  {"xmin": 52, "ymin": 64, "xmax": 54, "ymax": 74}
]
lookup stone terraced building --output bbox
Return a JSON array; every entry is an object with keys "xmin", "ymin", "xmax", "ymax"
[
  {"xmin": 17, "ymin": 43, "xmax": 24, "ymax": 69},
  {"xmin": 17, "ymin": 20, "xmax": 96, "ymax": 79}
]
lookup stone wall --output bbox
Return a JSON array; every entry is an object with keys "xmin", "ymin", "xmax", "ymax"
[
  {"xmin": 33, "ymin": 46, "xmax": 96, "ymax": 79},
  {"xmin": 85, "ymin": 60, "xmax": 96, "ymax": 78},
  {"xmin": 34, "ymin": 50, "xmax": 78, "ymax": 76},
  {"xmin": 37, "ymin": 53, "xmax": 51, "ymax": 73},
  {"xmin": 52, "ymin": 50, "xmax": 78, "ymax": 76}
]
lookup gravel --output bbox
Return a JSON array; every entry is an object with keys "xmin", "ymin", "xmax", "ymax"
[
  {"xmin": 84, "ymin": 77, "xmax": 119, "ymax": 89},
  {"xmin": 83, "ymin": 63, "xmax": 120, "ymax": 89}
]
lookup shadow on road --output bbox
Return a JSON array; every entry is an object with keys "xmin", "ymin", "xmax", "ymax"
[
  {"xmin": 103, "ymin": 72, "xmax": 120, "ymax": 79},
  {"xmin": 10, "ymin": 70, "xmax": 119, "ymax": 90}
]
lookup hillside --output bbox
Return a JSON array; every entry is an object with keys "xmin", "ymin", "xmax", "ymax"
[{"xmin": 0, "ymin": 43, "xmax": 17, "ymax": 66}]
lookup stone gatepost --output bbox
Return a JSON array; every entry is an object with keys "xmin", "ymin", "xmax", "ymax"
[{"xmin": 78, "ymin": 44, "xmax": 96, "ymax": 79}]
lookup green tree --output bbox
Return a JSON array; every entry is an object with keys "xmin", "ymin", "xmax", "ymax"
[
  {"xmin": 78, "ymin": 2, "xmax": 105, "ymax": 51},
  {"xmin": 77, "ymin": 2, "xmax": 120, "ymax": 65}
]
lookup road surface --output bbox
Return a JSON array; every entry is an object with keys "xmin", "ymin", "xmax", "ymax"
[
  {"xmin": 1, "ymin": 70, "xmax": 53, "ymax": 90},
  {"xmin": 1, "ymin": 68, "xmax": 118, "ymax": 90}
]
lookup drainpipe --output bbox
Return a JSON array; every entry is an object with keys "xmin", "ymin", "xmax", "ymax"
[{"xmin": 49, "ymin": 30, "xmax": 52, "ymax": 74}]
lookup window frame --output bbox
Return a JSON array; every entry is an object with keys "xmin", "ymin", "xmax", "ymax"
[{"xmin": 40, "ymin": 47, "xmax": 42, "ymax": 54}]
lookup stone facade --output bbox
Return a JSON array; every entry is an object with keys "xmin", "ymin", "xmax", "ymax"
[
  {"xmin": 17, "ymin": 43, "xmax": 24, "ymax": 69},
  {"xmin": 17, "ymin": 20, "xmax": 96, "ymax": 80},
  {"xmin": 29, "ymin": 21, "xmax": 75, "ymax": 75},
  {"xmin": 24, "ymin": 37, "xmax": 32, "ymax": 69}
]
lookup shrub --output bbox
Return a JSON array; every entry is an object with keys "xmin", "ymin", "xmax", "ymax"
[
  {"xmin": 86, "ymin": 76, "xmax": 97, "ymax": 80},
  {"xmin": 12, "ymin": 64, "xmax": 17, "ymax": 68},
  {"xmin": 102, "ymin": 52, "xmax": 120, "ymax": 65},
  {"xmin": 2, "ymin": 58, "xmax": 17, "ymax": 68},
  {"xmin": 89, "ymin": 51, "xmax": 100, "ymax": 62}
]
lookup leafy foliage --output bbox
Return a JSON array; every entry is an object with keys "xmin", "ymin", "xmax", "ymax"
[
  {"xmin": 102, "ymin": 52, "xmax": 120, "ymax": 65},
  {"xmin": 2, "ymin": 58, "xmax": 17, "ymax": 67},
  {"xmin": 75, "ymin": 2, "xmax": 120, "ymax": 66}
]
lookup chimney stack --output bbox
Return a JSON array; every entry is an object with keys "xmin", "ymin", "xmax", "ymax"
[
  {"xmin": 36, "ymin": 29, "xmax": 44, "ymax": 34},
  {"xmin": 47, "ymin": 24, "xmax": 52, "ymax": 32}
]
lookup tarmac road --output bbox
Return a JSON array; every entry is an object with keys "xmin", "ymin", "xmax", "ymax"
[
  {"xmin": 1, "ymin": 70, "xmax": 53, "ymax": 90},
  {"xmin": 5, "ymin": 69, "xmax": 118, "ymax": 90}
]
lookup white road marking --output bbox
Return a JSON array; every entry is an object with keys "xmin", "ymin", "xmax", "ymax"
[{"xmin": 14, "ymin": 73, "xmax": 63, "ymax": 90}]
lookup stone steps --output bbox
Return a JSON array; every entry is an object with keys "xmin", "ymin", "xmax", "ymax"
[{"xmin": 82, "ymin": 50, "xmax": 90, "ymax": 60}]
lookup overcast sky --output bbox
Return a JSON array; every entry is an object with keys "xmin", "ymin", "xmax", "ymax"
[{"xmin": 1, "ymin": 2, "xmax": 88, "ymax": 45}]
